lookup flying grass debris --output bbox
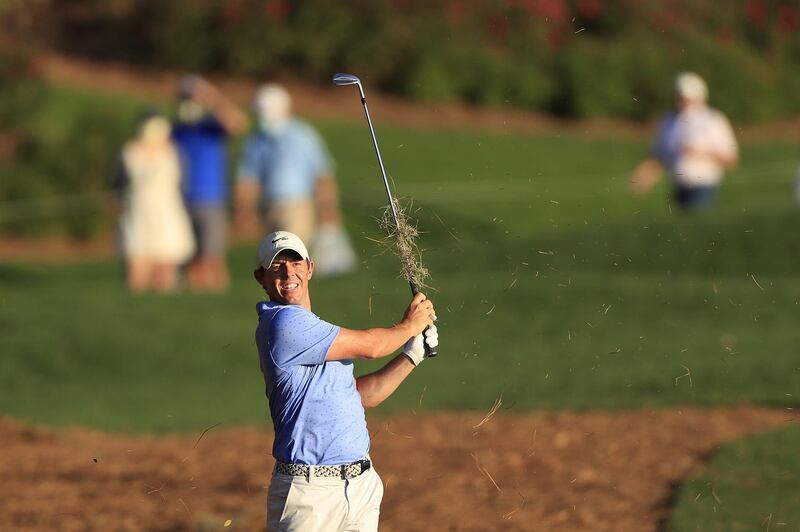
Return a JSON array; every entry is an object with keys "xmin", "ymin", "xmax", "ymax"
[
  {"xmin": 377, "ymin": 198, "xmax": 430, "ymax": 290},
  {"xmin": 471, "ymin": 452, "xmax": 503, "ymax": 493},
  {"xmin": 473, "ymin": 395, "xmax": 503, "ymax": 429},
  {"xmin": 675, "ymin": 365, "xmax": 693, "ymax": 388},
  {"xmin": 192, "ymin": 422, "xmax": 221, "ymax": 449},
  {"xmin": 145, "ymin": 483, "xmax": 166, "ymax": 501},
  {"xmin": 503, "ymin": 491, "xmax": 527, "ymax": 520},
  {"xmin": 384, "ymin": 422, "xmax": 413, "ymax": 439},
  {"xmin": 526, "ymin": 428, "xmax": 538, "ymax": 456}
]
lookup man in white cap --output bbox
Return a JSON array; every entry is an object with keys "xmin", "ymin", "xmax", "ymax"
[
  {"xmin": 252, "ymin": 230, "xmax": 438, "ymax": 531},
  {"xmin": 235, "ymin": 84, "xmax": 355, "ymax": 275},
  {"xmin": 629, "ymin": 71, "xmax": 739, "ymax": 210}
]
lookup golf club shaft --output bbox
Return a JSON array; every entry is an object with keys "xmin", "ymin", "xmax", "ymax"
[{"xmin": 357, "ymin": 91, "xmax": 438, "ymax": 357}]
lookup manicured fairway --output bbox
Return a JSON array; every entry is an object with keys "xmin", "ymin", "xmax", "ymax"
[
  {"xmin": 2, "ymin": 85, "xmax": 799, "ymax": 530},
  {"xmin": 2, "ymin": 120, "xmax": 799, "ymax": 431},
  {"xmin": 667, "ymin": 423, "xmax": 800, "ymax": 531}
]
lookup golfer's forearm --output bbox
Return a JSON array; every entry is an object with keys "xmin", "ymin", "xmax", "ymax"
[
  {"xmin": 363, "ymin": 325, "xmax": 413, "ymax": 357},
  {"xmin": 355, "ymin": 354, "xmax": 415, "ymax": 408},
  {"xmin": 328, "ymin": 324, "xmax": 414, "ymax": 361}
]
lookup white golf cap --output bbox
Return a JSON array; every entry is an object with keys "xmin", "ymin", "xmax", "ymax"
[
  {"xmin": 254, "ymin": 83, "xmax": 291, "ymax": 125},
  {"xmin": 674, "ymin": 72, "xmax": 708, "ymax": 103},
  {"xmin": 256, "ymin": 231, "xmax": 310, "ymax": 269}
]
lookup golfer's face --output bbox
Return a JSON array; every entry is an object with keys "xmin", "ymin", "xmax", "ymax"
[{"xmin": 262, "ymin": 251, "xmax": 313, "ymax": 306}]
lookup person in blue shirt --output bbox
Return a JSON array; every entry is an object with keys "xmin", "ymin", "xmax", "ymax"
[
  {"xmin": 252, "ymin": 230, "xmax": 439, "ymax": 531},
  {"xmin": 173, "ymin": 75, "xmax": 247, "ymax": 291},
  {"xmin": 235, "ymin": 84, "xmax": 356, "ymax": 276}
]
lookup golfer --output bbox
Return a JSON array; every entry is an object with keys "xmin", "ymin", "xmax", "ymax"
[
  {"xmin": 252, "ymin": 230, "xmax": 438, "ymax": 531},
  {"xmin": 629, "ymin": 72, "xmax": 739, "ymax": 211}
]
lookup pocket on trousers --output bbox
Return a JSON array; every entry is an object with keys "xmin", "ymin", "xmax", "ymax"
[
  {"xmin": 266, "ymin": 475, "xmax": 295, "ymax": 531},
  {"xmin": 273, "ymin": 476, "xmax": 345, "ymax": 532}
]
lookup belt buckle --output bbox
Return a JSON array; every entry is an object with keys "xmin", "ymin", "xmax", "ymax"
[{"xmin": 339, "ymin": 460, "xmax": 370, "ymax": 480}]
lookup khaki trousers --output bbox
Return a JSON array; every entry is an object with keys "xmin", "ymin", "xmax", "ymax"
[
  {"xmin": 266, "ymin": 466, "xmax": 384, "ymax": 532},
  {"xmin": 264, "ymin": 200, "xmax": 316, "ymax": 248}
]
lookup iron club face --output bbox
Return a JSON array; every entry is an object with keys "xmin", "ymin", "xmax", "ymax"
[
  {"xmin": 332, "ymin": 73, "xmax": 365, "ymax": 100},
  {"xmin": 332, "ymin": 73, "xmax": 361, "ymax": 86}
]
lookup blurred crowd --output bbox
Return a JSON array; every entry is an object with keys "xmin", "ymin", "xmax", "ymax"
[
  {"xmin": 111, "ymin": 76, "xmax": 356, "ymax": 294},
  {"xmin": 109, "ymin": 69, "xmax": 746, "ymax": 294}
]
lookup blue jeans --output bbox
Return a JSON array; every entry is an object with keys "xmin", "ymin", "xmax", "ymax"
[{"xmin": 674, "ymin": 185, "xmax": 717, "ymax": 211}]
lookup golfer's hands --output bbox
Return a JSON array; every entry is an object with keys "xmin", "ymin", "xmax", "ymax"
[
  {"xmin": 401, "ymin": 292, "xmax": 436, "ymax": 336},
  {"xmin": 403, "ymin": 325, "xmax": 439, "ymax": 366}
]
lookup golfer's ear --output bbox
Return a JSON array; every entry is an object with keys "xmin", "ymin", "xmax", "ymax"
[
  {"xmin": 307, "ymin": 259, "xmax": 315, "ymax": 279},
  {"xmin": 254, "ymin": 268, "xmax": 264, "ymax": 284}
]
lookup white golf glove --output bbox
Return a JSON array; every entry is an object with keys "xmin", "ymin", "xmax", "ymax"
[{"xmin": 403, "ymin": 325, "xmax": 439, "ymax": 366}]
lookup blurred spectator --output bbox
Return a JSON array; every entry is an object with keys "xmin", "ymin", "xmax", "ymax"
[
  {"xmin": 629, "ymin": 72, "xmax": 739, "ymax": 211},
  {"xmin": 172, "ymin": 75, "xmax": 247, "ymax": 292},
  {"xmin": 111, "ymin": 112, "xmax": 195, "ymax": 293},
  {"xmin": 234, "ymin": 83, "xmax": 356, "ymax": 276}
]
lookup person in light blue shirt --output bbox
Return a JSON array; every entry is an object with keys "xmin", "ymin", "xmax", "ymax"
[
  {"xmin": 236, "ymin": 84, "xmax": 356, "ymax": 276},
  {"xmin": 239, "ymin": 119, "xmax": 332, "ymax": 204},
  {"xmin": 252, "ymin": 230, "xmax": 439, "ymax": 532}
]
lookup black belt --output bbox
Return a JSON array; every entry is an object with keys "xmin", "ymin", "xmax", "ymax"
[{"xmin": 275, "ymin": 459, "xmax": 371, "ymax": 480}]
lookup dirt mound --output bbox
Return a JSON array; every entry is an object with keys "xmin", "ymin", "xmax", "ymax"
[{"xmin": 1, "ymin": 407, "xmax": 795, "ymax": 531}]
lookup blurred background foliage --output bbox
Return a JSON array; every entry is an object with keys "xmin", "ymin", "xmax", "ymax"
[
  {"xmin": 0, "ymin": 46, "xmax": 133, "ymax": 238},
  {"xmin": 4, "ymin": 0, "xmax": 800, "ymax": 121},
  {"xmin": 2, "ymin": 0, "xmax": 800, "ymax": 239}
]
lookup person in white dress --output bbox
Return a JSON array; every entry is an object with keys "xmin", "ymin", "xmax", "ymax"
[{"xmin": 112, "ymin": 113, "xmax": 196, "ymax": 293}]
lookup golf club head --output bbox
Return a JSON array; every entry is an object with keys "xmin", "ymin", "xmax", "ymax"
[{"xmin": 332, "ymin": 73, "xmax": 361, "ymax": 86}]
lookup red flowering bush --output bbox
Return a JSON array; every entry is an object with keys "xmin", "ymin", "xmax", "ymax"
[{"xmin": 8, "ymin": 0, "xmax": 800, "ymax": 121}]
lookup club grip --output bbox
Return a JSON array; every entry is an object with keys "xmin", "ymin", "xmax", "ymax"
[
  {"xmin": 410, "ymin": 282, "xmax": 438, "ymax": 358},
  {"xmin": 423, "ymin": 325, "xmax": 438, "ymax": 358}
]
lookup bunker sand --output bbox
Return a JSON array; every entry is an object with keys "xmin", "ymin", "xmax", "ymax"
[{"xmin": 1, "ymin": 407, "xmax": 795, "ymax": 531}]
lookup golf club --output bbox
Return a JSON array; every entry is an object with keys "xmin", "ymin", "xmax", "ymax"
[{"xmin": 333, "ymin": 72, "xmax": 437, "ymax": 358}]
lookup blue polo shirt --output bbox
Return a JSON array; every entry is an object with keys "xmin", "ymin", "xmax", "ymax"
[
  {"xmin": 255, "ymin": 301, "xmax": 370, "ymax": 465},
  {"xmin": 172, "ymin": 116, "xmax": 228, "ymax": 205},
  {"xmin": 237, "ymin": 119, "xmax": 333, "ymax": 203}
]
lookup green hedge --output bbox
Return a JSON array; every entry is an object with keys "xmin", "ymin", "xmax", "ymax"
[
  {"xmin": 0, "ymin": 47, "xmax": 139, "ymax": 238},
  {"xmin": 14, "ymin": 0, "xmax": 800, "ymax": 121}
]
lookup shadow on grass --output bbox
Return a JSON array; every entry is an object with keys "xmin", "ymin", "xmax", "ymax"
[{"xmin": 654, "ymin": 446, "xmax": 719, "ymax": 532}]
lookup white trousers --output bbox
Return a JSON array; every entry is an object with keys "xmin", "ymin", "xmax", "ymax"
[{"xmin": 266, "ymin": 465, "xmax": 384, "ymax": 532}]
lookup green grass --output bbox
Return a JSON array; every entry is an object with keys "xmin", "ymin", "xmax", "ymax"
[
  {"xmin": 1, "ymin": 119, "xmax": 799, "ymax": 431},
  {"xmin": 666, "ymin": 423, "xmax": 800, "ymax": 531},
  {"xmin": 3, "ymin": 84, "xmax": 800, "ymax": 530},
  {"xmin": 30, "ymin": 83, "xmax": 148, "ymax": 142}
]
